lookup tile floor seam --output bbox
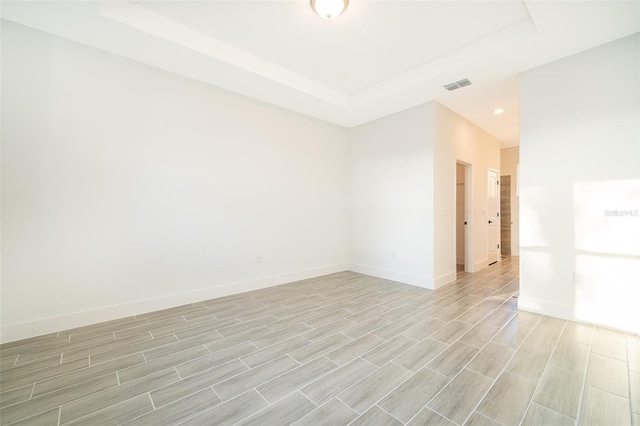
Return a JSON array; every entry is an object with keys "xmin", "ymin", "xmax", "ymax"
[
  {"xmin": 28, "ymin": 383, "xmax": 35, "ymax": 400},
  {"xmin": 296, "ymin": 390, "xmax": 317, "ymax": 409},
  {"xmin": 213, "ymin": 355, "xmax": 304, "ymax": 403},
  {"xmin": 408, "ymin": 402, "xmax": 459, "ymax": 426},
  {"xmin": 524, "ymin": 401, "xmax": 580, "ymax": 425},
  {"xmin": 288, "ymin": 397, "xmax": 332, "ymax": 425},
  {"xmin": 173, "ymin": 366, "xmax": 182, "ymax": 380},
  {"xmin": 342, "ymin": 362, "xmax": 413, "ymax": 415},
  {"xmin": 475, "ymin": 411, "xmax": 501, "ymax": 425},
  {"xmin": 590, "ymin": 349, "xmax": 631, "ymax": 363},
  {"xmin": 172, "ymin": 356, "xmax": 254, "ymax": 390},
  {"xmin": 357, "ymin": 356, "xmax": 379, "ymax": 369},
  {"xmin": 148, "ymin": 391, "xmax": 156, "ymax": 410},
  {"xmin": 334, "ymin": 395, "xmax": 352, "ymax": 413},
  {"xmin": 210, "ymin": 385, "xmax": 222, "ymax": 402},
  {"xmin": 374, "ymin": 403, "xmax": 407, "ymax": 425},
  {"xmin": 55, "ymin": 370, "xmax": 179, "ymax": 423},
  {"xmin": 286, "ymin": 354, "xmax": 302, "ymax": 366},
  {"xmin": 254, "ymin": 387, "xmax": 271, "ymax": 406}
]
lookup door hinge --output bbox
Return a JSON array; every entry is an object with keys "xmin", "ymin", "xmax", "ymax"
[
  {"xmin": 497, "ymin": 244, "xmax": 500, "ymax": 248},
  {"xmin": 464, "ymin": 221, "xmax": 467, "ymax": 225},
  {"xmin": 497, "ymin": 180, "xmax": 499, "ymax": 185},
  {"xmin": 497, "ymin": 212, "xmax": 500, "ymax": 217}
]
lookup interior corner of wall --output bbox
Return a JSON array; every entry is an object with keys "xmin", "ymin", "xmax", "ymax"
[
  {"xmin": 433, "ymin": 271, "xmax": 457, "ymax": 289},
  {"xmin": 347, "ymin": 263, "xmax": 434, "ymax": 290},
  {"xmin": 517, "ymin": 296, "xmax": 574, "ymax": 322}
]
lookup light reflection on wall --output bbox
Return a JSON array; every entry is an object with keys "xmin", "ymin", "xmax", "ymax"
[
  {"xmin": 573, "ymin": 179, "xmax": 640, "ymax": 333},
  {"xmin": 520, "ymin": 185, "xmax": 551, "ymax": 248}
]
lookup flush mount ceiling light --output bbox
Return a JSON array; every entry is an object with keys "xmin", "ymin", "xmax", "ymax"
[
  {"xmin": 311, "ymin": 0, "xmax": 348, "ymax": 20},
  {"xmin": 493, "ymin": 108, "xmax": 505, "ymax": 115}
]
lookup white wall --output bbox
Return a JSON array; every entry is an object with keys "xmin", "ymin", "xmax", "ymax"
[
  {"xmin": 347, "ymin": 103, "xmax": 435, "ymax": 288},
  {"xmin": 348, "ymin": 102, "xmax": 501, "ymax": 289},
  {"xmin": 433, "ymin": 103, "xmax": 501, "ymax": 285},
  {"xmin": 519, "ymin": 33, "xmax": 640, "ymax": 333},
  {"xmin": 501, "ymin": 147, "xmax": 519, "ymax": 256},
  {"xmin": 1, "ymin": 22, "xmax": 349, "ymax": 342}
]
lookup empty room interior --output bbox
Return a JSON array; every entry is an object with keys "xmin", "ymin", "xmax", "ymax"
[{"xmin": 1, "ymin": 1, "xmax": 639, "ymax": 425}]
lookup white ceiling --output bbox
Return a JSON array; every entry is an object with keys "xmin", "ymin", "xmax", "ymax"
[{"xmin": 2, "ymin": 1, "xmax": 639, "ymax": 148}]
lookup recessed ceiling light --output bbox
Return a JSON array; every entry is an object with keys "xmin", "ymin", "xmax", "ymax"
[
  {"xmin": 311, "ymin": 0, "xmax": 348, "ymax": 20},
  {"xmin": 493, "ymin": 108, "xmax": 505, "ymax": 115}
]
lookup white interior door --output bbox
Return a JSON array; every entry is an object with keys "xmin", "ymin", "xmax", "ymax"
[{"xmin": 488, "ymin": 170, "xmax": 499, "ymax": 264}]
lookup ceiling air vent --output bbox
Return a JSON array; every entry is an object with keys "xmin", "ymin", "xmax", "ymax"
[{"xmin": 444, "ymin": 79, "xmax": 472, "ymax": 91}]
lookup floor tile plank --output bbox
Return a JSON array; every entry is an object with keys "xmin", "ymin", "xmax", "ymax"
[
  {"xmin": 579, "ymin": 385, "xmax": 632, "ymax": 426},
  {"xmin": 476, "ymin": 371, "xmax": 537, "ymax": 425},
  {"xmin": 214, "ymin": 356, "xmax": 299, "ymax": 401},
  {"xmin": 180, "ymin": 390, "xmax": 268, "ymax": 426},
  {"xmin": 237, "ymin": 392, "xmax": 316, "ymax": 426},
  {"xmin": 338, "ymin": 362, "xmax": 411, "ymax": 414},
  {"xmin": 122, "ymin": 388, "xmax": 220, "ymax": 426},
  {"xmin": 300, "ymin": 358, "xmax": 376, "ymax": 405},
  {"xmin": 292, "ymin": 398, "xmax": 357, "ymax": 426},
  {"xmin": 378, "ymin": 367, "xmax": 450, "ymax": 423},
  {"xmin": 427, "ymin": 369, "xmax": 493, "ymax": 425},
  {"xmin": 533, "ymin": 365, "xmax": 585, "ymax": 419}
]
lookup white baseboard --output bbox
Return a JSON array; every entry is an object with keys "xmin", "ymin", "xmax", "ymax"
[
  {"xmin": 348, "ymin": 263, "xmax": 433, "ymax": 289},
  {"xmin": 474, "ymin": 259, "xmax": 488, "ymax": 271},
  {"xmin": 518, "ymin": 296, "xmax": 638, "ymax": 334},
  {"xmin": 0, "ymin": 263, "xmax": 348, "ymax": 344},
  {"xmin": 517, "ymin": 296, "xmax": 575, "ymax": 321},
  {"xmin": 434, "ymin": 271, "xmax": 456, "ymax": 289}
]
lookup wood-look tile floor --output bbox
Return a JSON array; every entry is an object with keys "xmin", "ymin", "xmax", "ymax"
[{"xmin": 1, "ymin": 257, "xmax": 638, "ymax": 425}]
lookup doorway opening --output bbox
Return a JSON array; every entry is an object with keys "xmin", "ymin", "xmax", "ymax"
[
  {"xmin": 500, "ymin": 175, "xmax": 511, "ymax": 257},
  {"xmin": 455, "ymin": 162, "xmax": 472, "ymax": 273}
]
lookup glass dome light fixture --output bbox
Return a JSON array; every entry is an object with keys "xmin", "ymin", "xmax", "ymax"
[{"xmin": 311, "ymin": 0, "xmax": 348, "ymax": 20}]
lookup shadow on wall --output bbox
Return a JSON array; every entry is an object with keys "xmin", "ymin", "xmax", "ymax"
[{"xmin": 573, "ymin": 179, "xmax": 640, "ymax": 334}]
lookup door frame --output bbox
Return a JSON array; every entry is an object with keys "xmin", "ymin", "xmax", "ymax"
[
  {"xmin": 499, "ymin": 174, "xmax": 512, "ymax": 258},
  {"xmin": 487, "ymin": 168, "xmax": 501, "ymax": 265}
]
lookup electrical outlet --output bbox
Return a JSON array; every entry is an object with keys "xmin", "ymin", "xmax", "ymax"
[
  {"xmin": 256, "ymin": 254, "xmax": 263, "ymax": 264},
  {"xmin": 392, "ymin": 249, "xmax": 397, "ymax": 258},
  {"xmin": 573, "ymin": 273, "xmax": 582, "ymax": 286}
]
